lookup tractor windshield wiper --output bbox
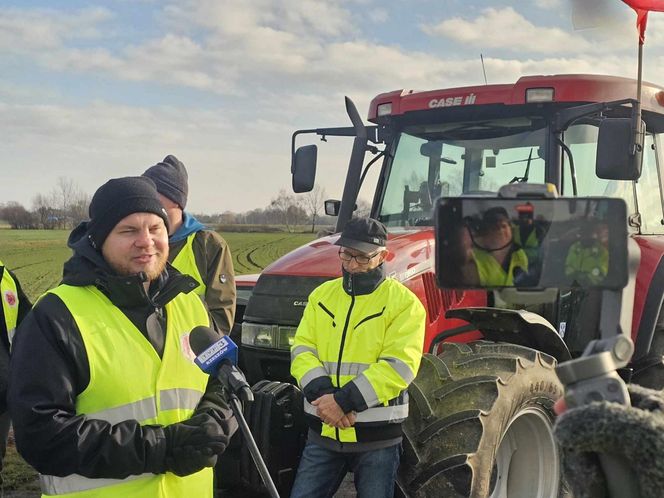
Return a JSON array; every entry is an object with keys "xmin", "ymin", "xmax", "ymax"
[{"xmin": 506, "ymin": 148, "xmax": 534, "ymax": 184}]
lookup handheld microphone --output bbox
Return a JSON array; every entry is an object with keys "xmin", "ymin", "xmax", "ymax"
[{"xmin": 189, "ymin": 326, "xmax": 253, "ymax": 402}]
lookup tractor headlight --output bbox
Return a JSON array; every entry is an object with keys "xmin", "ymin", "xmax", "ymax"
[{"xmin": 241, "ymin": 322, "xmax": 298, "ymax": 350}]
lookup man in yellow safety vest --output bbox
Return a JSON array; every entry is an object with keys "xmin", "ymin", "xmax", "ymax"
[
  {"xmin": 143, "ymin": 155, "xmax": 236, "ymax": 335},
  {"xmin": 472, "ymin": 207, "xmax": 528, "ymax": 286},
  {"xmin": 290, "ymin": 217, "xmax": 425, "ymax": 498},
  {"xmin": 8, "ymin": 176, "xmax": 237, "ymax": 498}
]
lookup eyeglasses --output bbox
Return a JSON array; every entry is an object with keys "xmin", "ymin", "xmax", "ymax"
[{"xmin": 338, "ymin": 249, "xmax": 380, "ymax": 265}]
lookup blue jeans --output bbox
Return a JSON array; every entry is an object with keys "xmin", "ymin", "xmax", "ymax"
[{"xmin": 290, "ymin": 441, "xmax": 400, "ymax": 498}]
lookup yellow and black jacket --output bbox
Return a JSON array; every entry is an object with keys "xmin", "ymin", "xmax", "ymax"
[{"xmin": 291, "ymin": 265, "xmax": 425, "ymax": 451}]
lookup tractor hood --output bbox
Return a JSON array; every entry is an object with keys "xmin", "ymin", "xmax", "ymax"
[{"xmin": 244, "ymin": 227, "xmax": 435, "ymax": 326}]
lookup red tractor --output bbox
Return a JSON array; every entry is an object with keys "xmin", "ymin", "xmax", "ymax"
[{"xmin": 230, "ymin": 72, "xmax": 664, "ymax": 496}]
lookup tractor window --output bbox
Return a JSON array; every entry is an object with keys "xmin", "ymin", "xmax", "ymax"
[
  {"xmin": 378, "ymin": 119, "xmax": 547, "ymax": 227},
  {"xmin": 378, "ymin": 133, "xmax": 464, "ymax": 227},
  {"xmin": 635, "ymin": 133, "xmax": 664, "ymax": 234},
  {"xmin": 562, "ymin": 123, "xmax": 636, "ymax": 215}
]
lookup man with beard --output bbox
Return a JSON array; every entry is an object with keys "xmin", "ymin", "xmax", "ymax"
[{"xmin": 8, "ymin": 177, "xmax": 237, "ymax": 498}]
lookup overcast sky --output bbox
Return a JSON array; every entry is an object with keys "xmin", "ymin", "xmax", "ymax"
[{"xmin": 2, "ymin": 0, "xmax": 663, "ymax": 214}]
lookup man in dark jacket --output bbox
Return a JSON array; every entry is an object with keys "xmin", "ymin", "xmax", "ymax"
[
  {"xmin": 0, "ymin": 260, "xmax": 31, "ymax": 480},
  {"xmin": 143, "ymin": 155, "xmax": 236, "ymax": 335},
  {"xmin": 8, "ymin": 176, "xmax": 237, "ymax": 498}
]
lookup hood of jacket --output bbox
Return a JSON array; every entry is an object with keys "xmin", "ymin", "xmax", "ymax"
[
  {"xmin": 169, "ymin": 212, "xmax": 206, "ymax": 244},
  {"xmin": 63, "ymin": 221, "xmax": 198, "ymax": 308}
]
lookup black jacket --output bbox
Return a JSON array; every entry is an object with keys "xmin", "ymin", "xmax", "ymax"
[{"xmin": 7, "ymin": 222, "xmax": 215, "ymax": 478}]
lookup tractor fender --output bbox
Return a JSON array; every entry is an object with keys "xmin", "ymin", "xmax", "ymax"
[{"xmin": 443, "ymin": 307, "xmax": 572, "ymax": 363}]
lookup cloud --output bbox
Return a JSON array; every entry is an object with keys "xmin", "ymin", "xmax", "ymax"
[
  {"xmin": 535, "ymin": 0, "xmax": 562, "ymax": 8},
  {"xmin": 163, "ymin": 0, "xmax": 355, "ymax": 39},
  {"xmin": 5, "ymin": 1, "xmax": 664, "ymax": 215},
  {"xmin": 368, "ymin": 9, "xmax": 389, "ymax": 23},
  {"xmin": 0, "ymin": 6, "xmax": 112, "ymax": 51},
  {"xmin": 423, "ymin": 7, "xmax": 593, "ymax": 54}
]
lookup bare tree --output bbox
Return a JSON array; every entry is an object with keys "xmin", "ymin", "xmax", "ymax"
[
  {"xmin": 47, "ymin": 177, "xmax": 90, "ymax": 228},
  {"xmin": 32, "ymin": 193, "xmax": 56, "ymax": 229},
  {"xmin": 355, "ymin": 199, "xmax": 372, "ymax": 218},
  {"xmin": 69, "ymin": 192, "xmax": 91, "ymax": 226},
  {"xmin": 52, "ymin": 177, "xmax": 76, "ymax": 228},
  {"xmin": 301, "ymin": 185, "xmax": 327, "ymax": 233},
  {"xmin": 270, "ymin": 189, "xmax": 297, "ymax": 232}
]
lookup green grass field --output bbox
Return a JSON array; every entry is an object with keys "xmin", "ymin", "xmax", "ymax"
[
  {"xmin": 0, "ymin": 229, "xmax": 315, "ymax": 301},
  {"xmin": 0, "ymin": 228, "xmax": 315, "ymax": 494}
]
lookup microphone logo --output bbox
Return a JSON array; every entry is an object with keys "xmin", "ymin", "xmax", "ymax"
[{"xmin": 193, "ymin": 335, "xmax": 238, "ymax": 374}]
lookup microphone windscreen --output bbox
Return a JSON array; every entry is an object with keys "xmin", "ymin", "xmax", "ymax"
[{"xmin": 189, "ymin": 325, "xmax": 219, "ymax": 356}]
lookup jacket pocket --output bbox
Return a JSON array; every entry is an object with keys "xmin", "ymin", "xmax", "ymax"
[
  {"xmin": 353, "ymin": 306, "xmax": 386, "ymax": 331},
  {"xmin": 318, "ymin": 301, "xmax": 336, "ymax": 327}
]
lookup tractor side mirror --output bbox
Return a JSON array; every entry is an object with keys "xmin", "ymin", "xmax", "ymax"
[
  {"xmin": 324, "ymin": 199, "xmax": 341, "ymax": 216},
  {"xmin": 596, "ymin": 118, "xmax": 644, "ymax": 180},
  {"xmin": 292, "ymin": 144, "xmax": 317, "ymax": 193}
]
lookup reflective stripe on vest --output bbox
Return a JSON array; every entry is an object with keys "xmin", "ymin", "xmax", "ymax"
[
  {"xmin": 40, "ymin": 284, "xmax": 212, "ymax": 498},
  {"xmin": 303, "ymin": 399, "xmax": 408, "ymax": 424},
  {"xmin": 0, "ymin": 262, "xmax": 19, "ymax": 347},
  {"xmin": 171, "ymin": 233, "xmax": 206, "ymax": 296}
]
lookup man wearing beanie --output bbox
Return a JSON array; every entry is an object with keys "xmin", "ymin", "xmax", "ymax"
[
  {"xmin": 8, "ymin": 176, "xmax": 237, "ymax": 498},
  {"xmin": 143, "ymin": 155, "xmax": 236, "ymax": 336},
  {"xmin": 290, "ymin": 217, "xmax": 425, "ymax": 498}
]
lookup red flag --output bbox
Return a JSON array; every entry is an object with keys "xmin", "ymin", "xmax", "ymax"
[{"xmin": 622, "ymin": 0, "xmax": 664, "ymax": 42}]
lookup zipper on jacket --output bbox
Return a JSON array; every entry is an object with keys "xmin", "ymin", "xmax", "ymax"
[
  {"xmin": 353, "ymin": 306, "xmax": 386, "ymax": 331},
  {"xmin": 335, "ymin": 274, "xmax": 355, "ymax": 443},
  {"xmin": 317, "ymin": 302, "xmax": 336, "ymax": 327}
]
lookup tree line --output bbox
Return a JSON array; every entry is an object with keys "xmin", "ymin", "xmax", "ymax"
[
  {"xmin": 1, "ymin": 182, "xmax": 371, "ymax": 233},
  {"xmin": 0, "ymin": 177, "xmax": 90, "ymax": 229}
]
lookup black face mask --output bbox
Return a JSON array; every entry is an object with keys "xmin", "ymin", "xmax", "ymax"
[{"xmin": 342, "ymin": 263, "xmax": 386, "ymax": 296}]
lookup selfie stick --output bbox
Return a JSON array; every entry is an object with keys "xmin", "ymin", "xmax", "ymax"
[
  {"xmin": 556, "ymin": 336, "xmax": 638, "ymax": 498},
  {"xmin": 227, "ymin": 392, "xmax": 280, "ymax": 498},
  {"xmin": 555, "ymin": 238, "xmax": 641, "ymax": 498}
]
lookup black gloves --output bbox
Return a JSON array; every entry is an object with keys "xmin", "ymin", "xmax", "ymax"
[
  {"xmin": 195, "ymin": 377, "xmax": 238, "ymax": 435},
  {"xmin": 554, "ymin": 384, "xmax": 664, "ymax": 498},
  {"xmin": 163, "ymin": 412, "xmax": 230, "ymax": 477}
]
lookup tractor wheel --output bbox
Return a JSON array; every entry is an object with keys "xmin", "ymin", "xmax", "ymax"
[{"xmin": 398, "ymin": 341, "xmax": 564, "ymax": 498}]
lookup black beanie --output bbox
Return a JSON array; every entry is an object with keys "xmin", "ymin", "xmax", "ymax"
[
  {"xmin": 87, "ymin": 176, "xmax": 170, "ymax": 249},
  {"xmin": 142, "ymin": 155, "xmax": 188, "ymax": 209}
]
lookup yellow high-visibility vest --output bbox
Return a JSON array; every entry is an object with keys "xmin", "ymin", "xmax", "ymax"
[
  {"xmin": 172, "ymin": 233, "xmax": 206, "ymax": 296},
  {"xmin": 291, "ymin": 277, "xmax": 425, "ymax": 443},
  {"xmin": 473, "ymin": 247, "xmax": 528, "ymax": 286},
  {"xmin": 40, "ymin": 284, "xmax": 211, "ymax": 498},
  {"xmin": 0, "ymin": 260, "xmax": 19, "ymax": 347}
]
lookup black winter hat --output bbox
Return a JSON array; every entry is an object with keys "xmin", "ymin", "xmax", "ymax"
[
  {"xmin": 142, "ymin": 155, "xmax": 189, "ymax": 209},
  {"xmin": 335, "ymin": 217, "xmax": 388, "ymax": 253},
  {"xmin": 87, "ymin": 176, "xmax": 170, "ymax": 249}
]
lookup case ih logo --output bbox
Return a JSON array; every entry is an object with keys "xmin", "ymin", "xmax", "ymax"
[
  {"xmin": 293, "ymin": 300, "xmax": 308, "ymax": 307},
  {"xmin": 429, "ymin": 93, "xmax": 477, "ymax": 108}
]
